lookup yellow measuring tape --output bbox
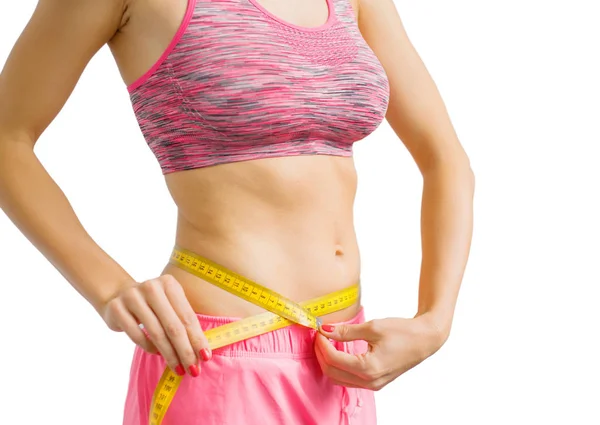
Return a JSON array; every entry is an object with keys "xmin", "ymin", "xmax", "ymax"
[{"xmin": 148, "ymin": 246, "xmax": 360, "ymax": 425}]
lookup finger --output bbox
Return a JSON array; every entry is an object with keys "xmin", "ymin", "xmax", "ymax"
[
  {"xmin": 126, "ymin": 285, "xmax": 182, "ymax": 373},
  {"xmin": 315, "ymin": 333, "xmax": 369, "ymax": 375},
  {"xmin": 314, "ymin": 336, "xmax": 368, "ymax": 388},
  {"xmin": 110, "ymin": 299, "xmax": 158, "ymax": 354},
  {"xmin": 143, "ymin": 278, "xmax": 200, "ymax": 376},
  {"xmin": 320, "ymin": 320, "xmax": 379, "ymax": 343},
  {"xmin": 316, "ymin": 339, "xmax": 390, "ymax": 391},
  {"xmin": 163, "ymin": 275, "xmax": 212, "ymax": 361}
]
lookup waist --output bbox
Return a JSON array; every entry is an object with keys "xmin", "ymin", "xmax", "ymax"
[{"xmin": 162, "ymin": 234, "xmax": 361, "ymax": 322}]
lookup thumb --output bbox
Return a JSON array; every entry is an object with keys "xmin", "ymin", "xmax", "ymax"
[{"xmin": 319, "ymin": 321, "xmax": 376, "ymax": 342}]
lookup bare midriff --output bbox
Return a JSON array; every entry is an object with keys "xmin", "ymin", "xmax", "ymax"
[{"xmin": 161, "ymin": 155, "xmax": 361, "ymax": 322}]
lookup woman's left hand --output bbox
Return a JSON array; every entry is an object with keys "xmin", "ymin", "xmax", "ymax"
[{"xmin": 315, "ymin": 314, "xmax": 448, "ymax": 390}]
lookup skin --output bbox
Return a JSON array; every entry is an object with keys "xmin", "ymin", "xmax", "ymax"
[{"xmin": 0, "ymin": 0, "xmax": 474, "ymax": 390}]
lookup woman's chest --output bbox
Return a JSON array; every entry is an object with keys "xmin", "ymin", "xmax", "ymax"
[{"xmin": 165, "ymin": 0, "xmax": 389, "ymax": 141}]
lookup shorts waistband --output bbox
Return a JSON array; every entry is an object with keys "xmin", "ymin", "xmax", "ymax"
[{"xmin": 195, "ymin": 306, "xmax": 365, "ymax": 359}]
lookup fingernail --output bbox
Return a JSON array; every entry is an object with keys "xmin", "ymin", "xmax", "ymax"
[
  {"xmin": 321, "ymin": 324, "xmax": 335, "ymax": 332},
  {"xmin": 200, "ymin": 348, "xmax": 212, "ymax": 361},
  {"xmin": 189, "ymin": 364, "xmax": 200, "ymax": 377},
  {"xmin": 175, "ymin": 364, "xmax": 185, "ymax": 376}
]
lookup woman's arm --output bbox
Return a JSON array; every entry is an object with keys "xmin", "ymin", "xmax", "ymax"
[
  {"xmin": 0, "ymin": 0, "xmax": 129, "ymax": 312},
  {"xmin": 315, "ymin": 0, "xmax": 474, "ymax": 389},
  {"xmin": 358, "ymin": 0, "xmax": 475, "ymax": 338},
  {"xmin": 0, "ymin": 0, "xmax": 211, "ymax": 376}
]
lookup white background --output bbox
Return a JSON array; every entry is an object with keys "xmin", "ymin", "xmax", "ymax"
[{"xmin": 1, "ymin": 0, "xmax": 599, "ymax": 424}]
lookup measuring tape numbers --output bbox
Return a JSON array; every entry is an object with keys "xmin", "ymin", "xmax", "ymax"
[{"xmin": 147, "ymin": 246, "xmax": 360, "ymax": 425}]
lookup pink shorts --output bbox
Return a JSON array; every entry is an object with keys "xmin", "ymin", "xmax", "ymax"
[{"xmin": 122, "ymin": 307, "xmax": 376, "ymax": 425}]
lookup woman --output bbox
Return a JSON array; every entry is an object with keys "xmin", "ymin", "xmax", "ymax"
[{"xmin": 0, "ymin": 0, "xmax": 474, "ymax": 423}]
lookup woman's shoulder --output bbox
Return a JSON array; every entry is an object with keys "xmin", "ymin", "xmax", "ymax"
[{"xmin": 0, "ymin": 0, "xmax": 126, "ymax": 143}]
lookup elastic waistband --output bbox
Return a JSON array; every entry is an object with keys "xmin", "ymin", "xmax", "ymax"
[{"xmin": 196, "ymin": 307, "xmax": 365, "ymax": 359}]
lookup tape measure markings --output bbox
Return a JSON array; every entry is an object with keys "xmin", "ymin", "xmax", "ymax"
[{"xmin": 171, "ymin": 247, "xmax": 317, "ymax": 328}]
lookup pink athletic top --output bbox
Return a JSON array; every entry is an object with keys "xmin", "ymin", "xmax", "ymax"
[{"xmin": 127, "ymin": 0, "xmax": 390, "ymax": 174}]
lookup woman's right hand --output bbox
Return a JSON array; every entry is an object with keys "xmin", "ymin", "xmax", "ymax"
[{"xmin": 99, "ymin": 274, "xmax": 212, "ymax": 377}]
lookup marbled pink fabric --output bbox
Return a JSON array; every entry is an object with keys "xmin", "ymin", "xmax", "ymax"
[{"xmin": 127, "ymin": 0, "xmax": 389, "ymax": 173}]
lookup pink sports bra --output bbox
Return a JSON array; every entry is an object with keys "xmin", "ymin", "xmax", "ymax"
[{"xmin": 127, "ymin": 0, "xmax": 390, "ymax": 174}]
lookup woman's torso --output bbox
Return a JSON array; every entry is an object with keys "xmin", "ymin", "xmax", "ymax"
[{"xmin": 106, "ymin": 0, "xmax": 387, "ymax": 321}]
